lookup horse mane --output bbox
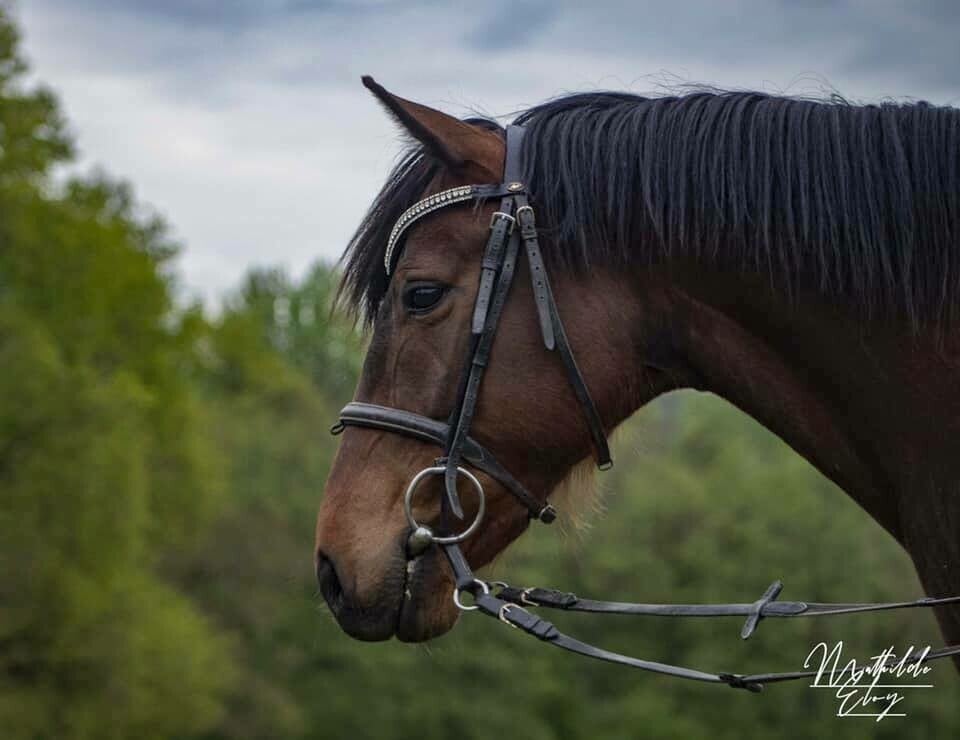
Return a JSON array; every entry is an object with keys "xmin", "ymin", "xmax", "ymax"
[{"xmin": 339, "ymin": 90, "xmax": 960, "ymax": 328}]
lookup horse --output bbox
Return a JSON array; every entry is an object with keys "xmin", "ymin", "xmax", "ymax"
[{"xmin": 315, "ymin": 76, "xmax": 960, "ymax": 679}]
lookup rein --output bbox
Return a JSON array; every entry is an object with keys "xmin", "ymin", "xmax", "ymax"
[{"xmin": 333, "ymin": 124, "xmax": 960, "ymax": 691}]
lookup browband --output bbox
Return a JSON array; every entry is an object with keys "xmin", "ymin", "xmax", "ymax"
[{"xmin": 385, "ymin": 183, "xmax": 528, "ymax": 275}]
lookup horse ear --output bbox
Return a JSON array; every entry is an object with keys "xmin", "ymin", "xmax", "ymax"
[{"xmin": 361, "ymin": 76, "xmax": 503, "ymax": 179}]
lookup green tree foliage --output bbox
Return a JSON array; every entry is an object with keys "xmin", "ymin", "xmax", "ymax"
[
  {"xmin": 224, "ymin": 264, "xmax": 364, "ymax": 403},
  {"xmin": 174, "ymin": 278, "xmax": 347, "ymax": 739},
  {"xmin": 0, "ymin": 8, "xmax": 230, "ymax": 738}
]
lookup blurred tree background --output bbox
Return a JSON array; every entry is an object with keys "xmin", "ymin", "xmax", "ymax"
[{"xmin": 0, "ymin": 7, "xmax": 957, "ymax": 738}]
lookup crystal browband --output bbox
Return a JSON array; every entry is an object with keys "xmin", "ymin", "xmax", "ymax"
[{"xmin": 383, "ymin": 182, "xmax": 528, "ymax": 275}]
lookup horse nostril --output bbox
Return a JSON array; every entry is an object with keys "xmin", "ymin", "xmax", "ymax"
[{"xmin": 316, "ymin": 552, "xmax": 343, "ymax": 609}]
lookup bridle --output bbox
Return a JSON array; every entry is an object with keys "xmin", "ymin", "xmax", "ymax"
[
  {"xmin": 332, "ymin": 124, "xmax": 960, "ymax": 691},
  {"xmin": 334, "ymin": 124, "xmax": 610, "ymax": 534}
]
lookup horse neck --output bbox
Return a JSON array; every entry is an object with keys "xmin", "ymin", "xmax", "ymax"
[{"xmin": 616, "ymin": 263, "xmax": 960, "ymax": 552}]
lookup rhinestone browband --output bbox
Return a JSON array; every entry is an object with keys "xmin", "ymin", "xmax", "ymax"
[{"xmin": 384, "ymin": 185, "xmax": 475, "ymax": 274}]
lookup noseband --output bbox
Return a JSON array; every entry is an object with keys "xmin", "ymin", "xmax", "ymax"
[{"xmin": 333, "ymin": 125, "xmax": 960, "ymax": 691}]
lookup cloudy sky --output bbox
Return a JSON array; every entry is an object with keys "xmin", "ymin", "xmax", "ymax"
[{"xmin": 17, "ymin": 0, "xmax": 960, "ymax": 305}]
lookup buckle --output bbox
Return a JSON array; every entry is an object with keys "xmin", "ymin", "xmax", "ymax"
[
  {"xmin": 515, "ymin": 205, "xmax": 537, "ymax": 238},
  {"xmin": 490, "ymin": 211, "xmax": 516, "ymax": 232},
  {"xmin": 519, "ymin": 587, "xmax": 538, "ymax": 606},
  {"xmin": 538, "ymin": 503, "xmax": 557, "ymax": 523},
  {"xmin": 498, "ymin": 603, "xmax": 525, "ymax": 628}
]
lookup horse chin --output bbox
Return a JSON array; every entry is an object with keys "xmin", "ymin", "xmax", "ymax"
[
  {"xmin": 395, "ymin": 601, "xmax": 457, "ymax": 642},
  {"xmin": 395, "ymin": 549, "xmax": 460, "ymax": 642}
]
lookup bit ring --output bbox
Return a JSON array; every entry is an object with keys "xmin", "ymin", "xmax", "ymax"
[
  {"xmin": 453, "ymin": 579, "xmax": 490, "ymax": 611},
  {"xmin": 403, "ymin": 465, "xmax": 485, "ymax": 545}
]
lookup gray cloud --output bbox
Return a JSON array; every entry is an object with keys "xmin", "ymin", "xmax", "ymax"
[
  {"xmin": 54, "ymin": 0, "xmax": 375, "ymax": 29},
  {"xmin": 16, "ymin": 0, "xmax": 959, "ymax": 306},
  {"xmin": 462, "ymin": 1, "xmax": 958, "ymax": 100},
  {"xmin": 837, "ymin": 2, "xmax": 960, "ymax": 93},
  {"xmin": 464, "ymin": 1, "xmax": 560, "ymax": 51}
]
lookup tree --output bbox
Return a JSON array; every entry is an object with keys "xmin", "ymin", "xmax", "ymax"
[{"xmin": 0, "ymin": 8, "xmax": 232, "ymax": 737}]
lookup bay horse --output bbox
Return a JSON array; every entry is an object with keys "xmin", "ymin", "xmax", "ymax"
[{"xmin": 316, "ymin": 77, "xmax": 960, "ymax": 678}]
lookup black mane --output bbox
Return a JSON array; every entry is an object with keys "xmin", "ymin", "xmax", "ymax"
[{"xmin": 339, "ymin": 90, "xmax": 960, "ymax": 327}]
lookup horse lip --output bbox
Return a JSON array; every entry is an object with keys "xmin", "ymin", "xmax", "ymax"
[
  {"xmin": 395, "ymin": 552, "xmax": 424, "ymax": 639},
  {"xmin": 395, "ymin": 544, "xmax": 461, "ymax": 643}
]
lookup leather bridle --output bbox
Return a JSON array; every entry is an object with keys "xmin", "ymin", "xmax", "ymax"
[{"xmin": 332, "ymin": 124, "xmax": 960, "ymax": 691}]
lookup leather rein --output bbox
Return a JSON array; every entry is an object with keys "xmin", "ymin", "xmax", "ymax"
[{"xmin": 332, "ymin": 124, "xmax": 960, "ymax": 691}]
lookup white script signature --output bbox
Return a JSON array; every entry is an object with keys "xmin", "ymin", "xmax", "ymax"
[{"xmin": 804, "ymin": 642, "xmax": 933, "ymax": 721}]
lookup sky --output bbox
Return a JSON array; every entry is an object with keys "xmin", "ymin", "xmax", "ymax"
[{"xmin": 16, "ymin": 0, "xmax": 960, "ymax": 306}]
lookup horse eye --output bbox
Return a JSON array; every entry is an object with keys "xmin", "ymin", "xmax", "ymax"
[{"xmin": 403, "ymin": 284, "xmax": 447, "ymax": 314}]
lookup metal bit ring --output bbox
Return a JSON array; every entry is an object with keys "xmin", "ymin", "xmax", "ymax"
[
  {"xmin": 403, "ymin": 465, "xmax": 485, "ymax": 545},
  {"xmin": 453, "ymin": 579, "xmax": 490, "ymax": 611}
]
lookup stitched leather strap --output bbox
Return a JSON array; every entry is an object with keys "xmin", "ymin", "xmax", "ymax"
[
  {"xmin": 496, "ymin": 580, "xmax": 960, "ymax": 639},
  {"xmin": 473, "ymin": 590, "xmax": 758, "ymax": 688},
  {"xmin": 471, "ymin": 211, "xmax": 514, "ymax": 334},
  {"xmin": 443, "ymin": 543, "xmax": 960, "ymax": 692},
  {"xmin": 442, "ymin": 213, "xmax": 522, "ymax": 516},
  {"xmin": 516, "ymin": 193, "xmax": 556, "ymax": 350},
  {"xmin": 503, "ymin": 125, "xmax": 526, "ymax": 184}
]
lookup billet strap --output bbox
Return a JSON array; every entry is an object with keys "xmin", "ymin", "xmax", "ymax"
[{"xmin": 334, "ymin": 402, "xmax": 554, "ymax": 521}]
